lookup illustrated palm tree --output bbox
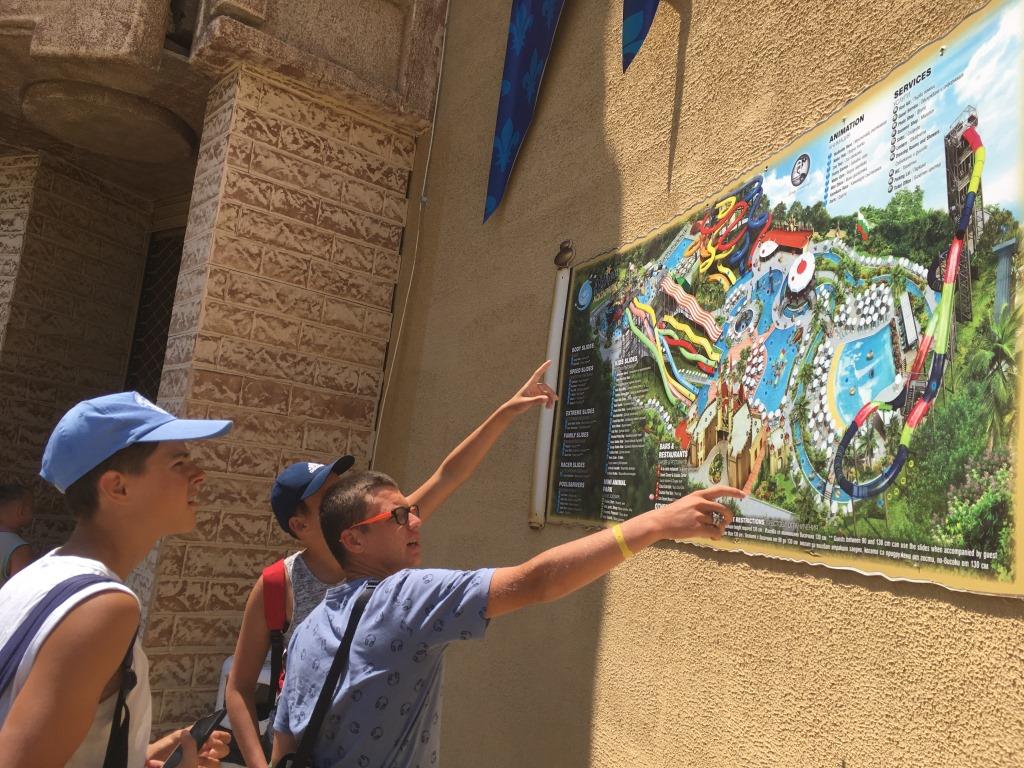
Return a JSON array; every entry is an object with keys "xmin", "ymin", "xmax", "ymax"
[
  {"xmin": 889, "ymin": 261, "xmax": 909, "ymax": 306},
  {"xmin": 832, "ymin": 280, "xmax": 849, "ymax": 315},
  {"xmin": 735, "ymin": 347, "xmax": 751, "ymax": 388},
  {"xmin": 852, "ymin": 425, "xmax": 879, "ymax": 475},
  {"xmin": 791, "ymin": 395, "xmax": 809, "ymax": 432},
  {"xmin": 688, "ymin": 263, "xmax": 706, "ymax": 295},
  {"xmin": 838, "ymin": 253, "xmax": 856, "ymax": 281},
  {"xmin": 796, "ymin": 361, "xmax": 814, "ymax": 389},
  {"xmin": 964, "ymin": 304, "xmax": 1021, "ymax": 449}
]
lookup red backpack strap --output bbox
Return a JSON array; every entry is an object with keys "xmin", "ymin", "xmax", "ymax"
[
  {"xmin": 262, "ymin": 559, "xmax": 287, "ymax": 631},
  {"xmin": 259, "ymin": 559, "xmax": 289, "ymax": 714}
]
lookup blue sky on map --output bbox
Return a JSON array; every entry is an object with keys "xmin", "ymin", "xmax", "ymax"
[{"xmin": 759, "ymin": 0, "xmax": 1021, "ymax": 220}]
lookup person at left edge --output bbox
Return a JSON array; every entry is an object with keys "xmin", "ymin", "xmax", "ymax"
[
  {"xmin": 0, "ymin": 392, "xmax": 233, "ymax": 767},
  {"xmin": 224, "ymin": 361, "xmax": 559, "ymax": 768}
]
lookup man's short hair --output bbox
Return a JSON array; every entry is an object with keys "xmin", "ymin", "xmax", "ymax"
[
  {"xmin": 0, "ymin": 483, "xmax": 30, "ymax": 506},
  {"xmin": 320, "ymin": 470, "xmax": 399, "ymax": 565},
  {"xmin": 63, "ymin": 442, "xmax": 160, "ymax": 518}
]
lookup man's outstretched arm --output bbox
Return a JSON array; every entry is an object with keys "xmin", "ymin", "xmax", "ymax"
[
  {"xmin": 409, "ymin": 360, "xmax": 557, "ymax": 522},
  {"xmin": 486, "ymin": 486, "xmax": 743, "ymax": 619}
]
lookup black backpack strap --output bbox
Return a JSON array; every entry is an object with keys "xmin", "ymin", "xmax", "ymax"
[
  {"xmin": 102, "ymin": 631, "xmax": 138, "ymax": 768},
  {"xmin": 259, "ymin": 558, "xmax": 289, "ymax": 720},
  {"xmin": 262, "ymin": 627, "xmax": 286, "ymax": 719},
  {"xmin": 286, "ymin": 579, "xmax": 379, "ymax": 768}
]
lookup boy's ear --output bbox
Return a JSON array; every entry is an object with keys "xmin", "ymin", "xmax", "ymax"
[
  {"xmin": 96, "ymin": 470, "xmax": 129, "ymax": 505},
  {"xmin": 287, "ymin": 513, "xmax": 307, "ymax": 538}
]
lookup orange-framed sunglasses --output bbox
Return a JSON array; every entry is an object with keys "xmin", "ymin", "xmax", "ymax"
[{"xmin": 345, "ymin": 504, "xmax": 420, "ymax": 532}]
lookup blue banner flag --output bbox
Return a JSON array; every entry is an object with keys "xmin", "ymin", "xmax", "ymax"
[
  {"xmin": 484, "ymin": 0, "xmax": 565, "ymax": 222},
  {"xmin": 622, "ymin": 0, "xmax": 660, "ymax": 71}
]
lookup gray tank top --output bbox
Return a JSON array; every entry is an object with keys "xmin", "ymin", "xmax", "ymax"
[
  {"xmin": 0, "ymin": 532, "xmax": 30, "ymax": 588},
  {"xmin": 283, "ymin": 551, "xmax": 339, "ymax": 641},
  {"xmin": 263, "ymin": 552, "xmax": 341, "ymax": 732}
]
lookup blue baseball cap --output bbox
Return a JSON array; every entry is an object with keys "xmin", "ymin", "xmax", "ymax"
[
  {"xmin": 40, "ymin": 392, "xmax": 233, "ymax": 493},
  {"xmin": 271, "ymin": 456, "xmax": 355, "ymax": 534}
]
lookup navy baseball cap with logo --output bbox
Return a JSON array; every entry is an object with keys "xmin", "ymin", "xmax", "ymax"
[
  {"xmin": 271, "ymin": 456, "xmax": 355, "ymax": 535},
  {"xmin": 40, "ymin": 392, "xmax": 233, "ymax": 493}
]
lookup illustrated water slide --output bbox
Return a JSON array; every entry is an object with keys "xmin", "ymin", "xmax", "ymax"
[
  {"xmin": 833, "ymin": 121, "xmax": 985, "ymax": 499},
  {"xmin": 627, "ymin": 299, "xmax": 697, "ymax": 403},
  {"xmin": 634, "ymin": 299, "xmax": 699, "ymax": 400},
  {"xmin": 686, "ymin": 177, "xmax": 772, "ymax": 284},
  {"xmin": 664, "ymin": 338, "xmax": 716, "ymax": 374},
  {"xmin": 626, "ymin": 305, "xmax": 687, "ymax": 405},
  {"xmin": 660, "ymin": 275, "xmax": 723, "ymax": 340},
  {"xmin": 659, "ymin": 333, "xmax": 701, "ymax": 387},
  {"xmin": 661, "ymin": 315, "xmax": 721, "ymax": 361}
]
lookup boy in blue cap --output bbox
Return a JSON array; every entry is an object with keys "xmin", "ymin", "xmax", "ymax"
[
  {"xmin": 0, "ymin": 392, "xmax": 234, "ymax": 767},
  {"xmin": 225, "ymin": 362, "xmax": 558, "ymax": 768}
]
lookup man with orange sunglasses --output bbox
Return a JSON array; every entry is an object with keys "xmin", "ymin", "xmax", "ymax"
[{"xmin": 271, "ymin": 469, "xmax": 742, "ymax": 767}]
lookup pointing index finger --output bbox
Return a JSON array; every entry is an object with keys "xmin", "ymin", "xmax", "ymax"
[
  {"xmin": 531, "ymin": 360, "xmax": 552, "ymax": 381},
  {"xmin": 698, "ymin": 484, "xmax": 745, "ymax": 500}
]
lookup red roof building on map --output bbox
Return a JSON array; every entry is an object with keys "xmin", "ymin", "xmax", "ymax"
[
  {"xmin": 675, "ymin": 420, "xmax": 691, "ymax": 450},
  {"xmin": 759, "ymin": 228, "xmax": 813, "ymax": 252}
]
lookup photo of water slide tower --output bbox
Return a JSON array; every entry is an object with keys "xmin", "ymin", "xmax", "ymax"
[
  {"xmin": 902, "ymin": 106, "xmax": 984, "ymax": 411},
  {"xmin": 946, "ymin": 105, "xmax": 984, "ymax": 321}
]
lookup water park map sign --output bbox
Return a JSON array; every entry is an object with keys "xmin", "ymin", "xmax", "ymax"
[{"xmin": 547, "ymin": 0, "xmax": 1024, "ymax": 595}]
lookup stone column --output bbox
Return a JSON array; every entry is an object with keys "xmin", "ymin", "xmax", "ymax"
[
  {"xmin": 0, "ymin": 152, "xmax": 151, "ymax": 547},
  {"xmin": 147, "ymin": 65, "xmax": 415, "ymax": 730},
  {"xmin": 0, "ymin": 155, "xmax": 37, "ymax": 360}
]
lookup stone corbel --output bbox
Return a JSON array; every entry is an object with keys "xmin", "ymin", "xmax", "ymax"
[{"xmin": 208, "ymin": 0, "xmax": 268, "ymax": 27}]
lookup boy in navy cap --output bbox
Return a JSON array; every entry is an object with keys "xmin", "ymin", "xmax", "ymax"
[
  {"xmin": 0, "ymin": 392, "xmax": 233, "ymax": 767},
  {"xmin": 225, "ymin": 362, "xmax": 558, "ymax": 768}
]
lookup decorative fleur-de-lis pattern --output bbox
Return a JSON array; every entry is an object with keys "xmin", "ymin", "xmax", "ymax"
[
  {"xmin": 622, "ymin": 0, "xmax": 661, "ymax": 71},
  {"xmin": 484, "ymin": 0, "xmax": 566, "ymax": 222},
  {"xmin": 275, "ymin": 568, "xmax": 495, "ymax": 768}
]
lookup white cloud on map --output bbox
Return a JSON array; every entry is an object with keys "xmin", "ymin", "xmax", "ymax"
[
  {"xmin": 953, "ymin": 5, "xmax": 1021, "ymax": 208},
  {"xmin": 763, "ymin": 167, "xmax": 826, "ymax": 209},
  {"xmin": 955, "ymin": 4, "xmax": 1020, "ymax": 108}
]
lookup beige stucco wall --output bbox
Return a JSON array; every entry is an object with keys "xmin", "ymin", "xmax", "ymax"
[{"xmin": 374, "ymin": 1, "xmax": 1024, "ymax": 766}]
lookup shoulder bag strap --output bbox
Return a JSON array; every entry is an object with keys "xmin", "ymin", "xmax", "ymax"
[
  {"xmin": 0, "ymin": 574, "xmax": 119, "ymax": 694},
  {"xmin": 102, "ymin": 631, "xmax": 138, "ymax": 768},
  {"xmin": 0, "ymin": 574, "xmax": 136, "ymax": 768},
  {"xmin": 288, "ymin": 579, "xmax": 379, "ymax": 768},
  {"xmin": 260, "ymin": 559, "xmax": 289, "ymax": 715}
]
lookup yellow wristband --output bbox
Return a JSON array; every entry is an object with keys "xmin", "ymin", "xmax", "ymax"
[{"xmin": 612, "ymin": 523, "xmax": 634, "ymax": 560}]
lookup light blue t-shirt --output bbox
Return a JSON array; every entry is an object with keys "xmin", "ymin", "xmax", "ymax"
[{"xmin": 275, "ymin": 567, "xmax": 494, "ymax": 768}]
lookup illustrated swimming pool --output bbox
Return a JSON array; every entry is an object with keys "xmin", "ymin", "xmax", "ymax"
[
  {"xmin": 833, "ymin": 326, "xmax": 898, "ymax": 427},
  {"xmin": 663, "ymin": 236, "xmax": 694, "ymax": 272},
  {"xmin": 753, "ymin": 326, "xmax": 799, "ymax": 412},
  {"xmin": 753, "ymin": 269, "xmax": 785, "ymax": 334}
]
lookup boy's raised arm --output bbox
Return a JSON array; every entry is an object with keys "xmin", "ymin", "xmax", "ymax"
[{"xmin": 409, "ymin": 361, "xmax": 557, "ymax": 522}]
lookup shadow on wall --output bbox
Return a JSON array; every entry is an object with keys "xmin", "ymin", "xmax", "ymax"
[
  {"xmin": 665, "ymin": 0, "xmax": 693, "ymax": 193},
  {"xmin": 372, "ymin": 2, "xmax": 694, "ymax": 767},
  {"xmin": 378, "ymin": 0, "xmax": 1024, "ymax": 764}
]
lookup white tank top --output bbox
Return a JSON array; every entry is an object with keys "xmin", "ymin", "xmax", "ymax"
[{"xmin": 0, "ymin": 551, "xmax": 152, "ymax": 767}]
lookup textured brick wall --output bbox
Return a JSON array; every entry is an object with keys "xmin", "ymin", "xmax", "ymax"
[
  {"xmin": 0, "ymin": 153, "xmax": 151, "ymax": 548},
  {"xmin": 0, "ymin": 155, "xmax": 36, "ymax": 354},
  {"xmin": 146, "ymin": 65, "xmax": 414, "ymax": 730}
]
